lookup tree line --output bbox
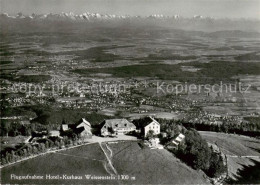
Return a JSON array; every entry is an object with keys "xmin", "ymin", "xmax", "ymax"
[
  {"xmin": 0, "ymin": 120, "xmax": 59, "ymax": 137},
  {"xmin": 0, "ymin": 134, "xmax": 83, "ymax": 166},
  {"xmin": 179, "ymin": 120, "xmax": 260, "ymax": 138},
  {"xmin": 156, "ymin": 117, "xmax": 260, "ymax": 138}
]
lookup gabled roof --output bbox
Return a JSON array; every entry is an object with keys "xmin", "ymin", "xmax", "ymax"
[
  {"xmin": 170, "ymin": 140, "xmax": 179, "ymax": 146},
  {"xmin": 76, "ymin": 126, "xmax": 92, "ymax": 134},
  {"xmin": 134, "ymin": 116, "xmax": 160, "ymax": 128},
  {"xmin": 166, "ymin": 133, "xmax": 185, "ymax": 147},
  {"xmin": 175, "ymin": 133, "xmax": 185, "ymax": 142},
  {"xmin": 101, "ymin": 119, "xmax": 135, "ymax": 129},
  {"xmin": 76, "ymin": 118, "xmax": 91, "ymax": 128},
  {"xmin": 63, "ymin": 118, "xmax": 91, "ymax": 131}
]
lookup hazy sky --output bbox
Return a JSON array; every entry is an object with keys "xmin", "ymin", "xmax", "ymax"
[{"xmin": 1, "ymin": 0, "xmax": 259, "ymax": 18}]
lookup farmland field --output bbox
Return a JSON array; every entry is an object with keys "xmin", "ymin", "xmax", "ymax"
[{"xmin": 72, "ymin": 61, "xmax": 260, "ymax": 83}]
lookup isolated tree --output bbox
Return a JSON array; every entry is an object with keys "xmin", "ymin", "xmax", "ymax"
[
  {"xmin": 0, "ymin": 120, "xmax": 11, "ymax": 136},
  {"xmin": 166, "ymin": 124, "xmax": 180, "ymax": 138},
  {"xmin": 32, "ymin": 146, "xmax": 38, "ymax": 154},
  {"xmin": 67, "ymin": 139, "xmax": 73, "ymax": 146},
  {"xmin": 23, "ymin": 148, "xmax": 28, "ymax": 157},
  {"xmin": 24, "ymin": 126, "xmax": 32, "ymax": 136},
  {"xmin": 146, "ymin": 130, "xmax": 155, "ymax": 140},
  {"xmin": 27, "ymin": 145, "xmax": 33, "ymax": 155},
  {"xmin": 5, "ymin": 152, "xmax": 13, "ymax": 163},
  {"xmin": 39, "ymin": 143, "xmax": 46, "ymax": 152},
  {"xmin": 11, "ymin": 150, "xmax": 16, "ymax": 162},
  {"xmin": 73, "ymin": 140, "xmax": 77, "ymax": 146},
  {"xmin": 54, "ymin": 140, "xmax": 60, "ymax": 148},
  {"xmin": 17, "ymin": 150, "xmax": 24, "ymax": 158},
  {"xmin": 49, "ymin": 141, "xmax": 54, "ymax": 148},
  {"xmin": 72, "ymin": 133, "xmax": 78, "ymax": 141},
  {"xmin": 1, "ymin": 157, "xmax": 7, "ymax": 165},
  {"xmin": 59, "ymin": 140, "xmax": 65, "ymax": 149},
  {"xmin": 63, "ymin": 136, "xmax": 68, "ymax": 145},
  {"xmin": 45, "ymin": 141, "xmax": 50, "ymax": 149}
]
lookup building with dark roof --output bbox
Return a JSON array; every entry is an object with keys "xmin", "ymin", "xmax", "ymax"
[
  {"xmin": 134, "ymin": 116, "xmax": 160, "ymax": 137},
  {"xmin": 61, "ymin": 118, "xmax": 92, "ymax": 139},
  {"xmin": 100, "ymin": 119, "xmax": 136, "ymax": 136}
]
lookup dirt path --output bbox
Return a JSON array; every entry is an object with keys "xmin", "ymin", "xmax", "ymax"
[
  {"xmin": 226, "ymin": 155, "xmax": 260, "ymax": 158},
  {"xmin": 99, "ymin": 142, "xmax": 118, "ymax": 176},
  {"xmin": 105, "ymin": 143, "xmax": 113, "ymax": 158}
]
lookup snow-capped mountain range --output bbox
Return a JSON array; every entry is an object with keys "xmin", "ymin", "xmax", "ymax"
[
  {"xmin": 0, "ymin": 12, "xmax": 216, "ymax": 21},
  {"xmin": 1, "ymin": 12, "xmax": 259, "ymax": 33}
]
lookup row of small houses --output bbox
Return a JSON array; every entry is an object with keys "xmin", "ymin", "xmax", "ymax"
[{"xmin": 58, "ymin": 116, "xmax": 160, "ymax": 139}]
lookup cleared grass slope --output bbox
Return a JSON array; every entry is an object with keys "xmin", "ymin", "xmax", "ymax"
[
  {"xmin": 108, "ymin": 141, "xmax": 209, "ymax": 184},
  {"xmin": 0, "ymin": 143, "xmax": 115, "ymax": 184}
]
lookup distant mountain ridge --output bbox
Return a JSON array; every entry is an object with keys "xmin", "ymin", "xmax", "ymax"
[
  {"xmin": 1, "ymin": 12, "xmax": 259, "ymax": 21},
  {"xmin": 1, "ymin": 12, "xmax": 260, "ymax": 33}
]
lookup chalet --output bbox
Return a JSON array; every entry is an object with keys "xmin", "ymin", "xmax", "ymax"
[
  {"xmin": 100, "ymin": 119, "xmax": 136, "ymax": 136},
  {"xmin": 61, "ymin": 118, "xmax": 92, "ymax": 139},
  {"xmin": 134, "ymin": 116, "xmax": 160, "ymax": 137},
  {"xmin": 74, "ymin": 118, "xmax": 92, "ymax": 139},
  {"xmin": 166, "ymin": 133, "xmax": 185, "ymax": 149}
]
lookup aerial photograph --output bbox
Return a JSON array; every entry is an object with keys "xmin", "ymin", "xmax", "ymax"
[{"xmin": 0, "ymin": 0, "xmax": 259, "ymax": 184}]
